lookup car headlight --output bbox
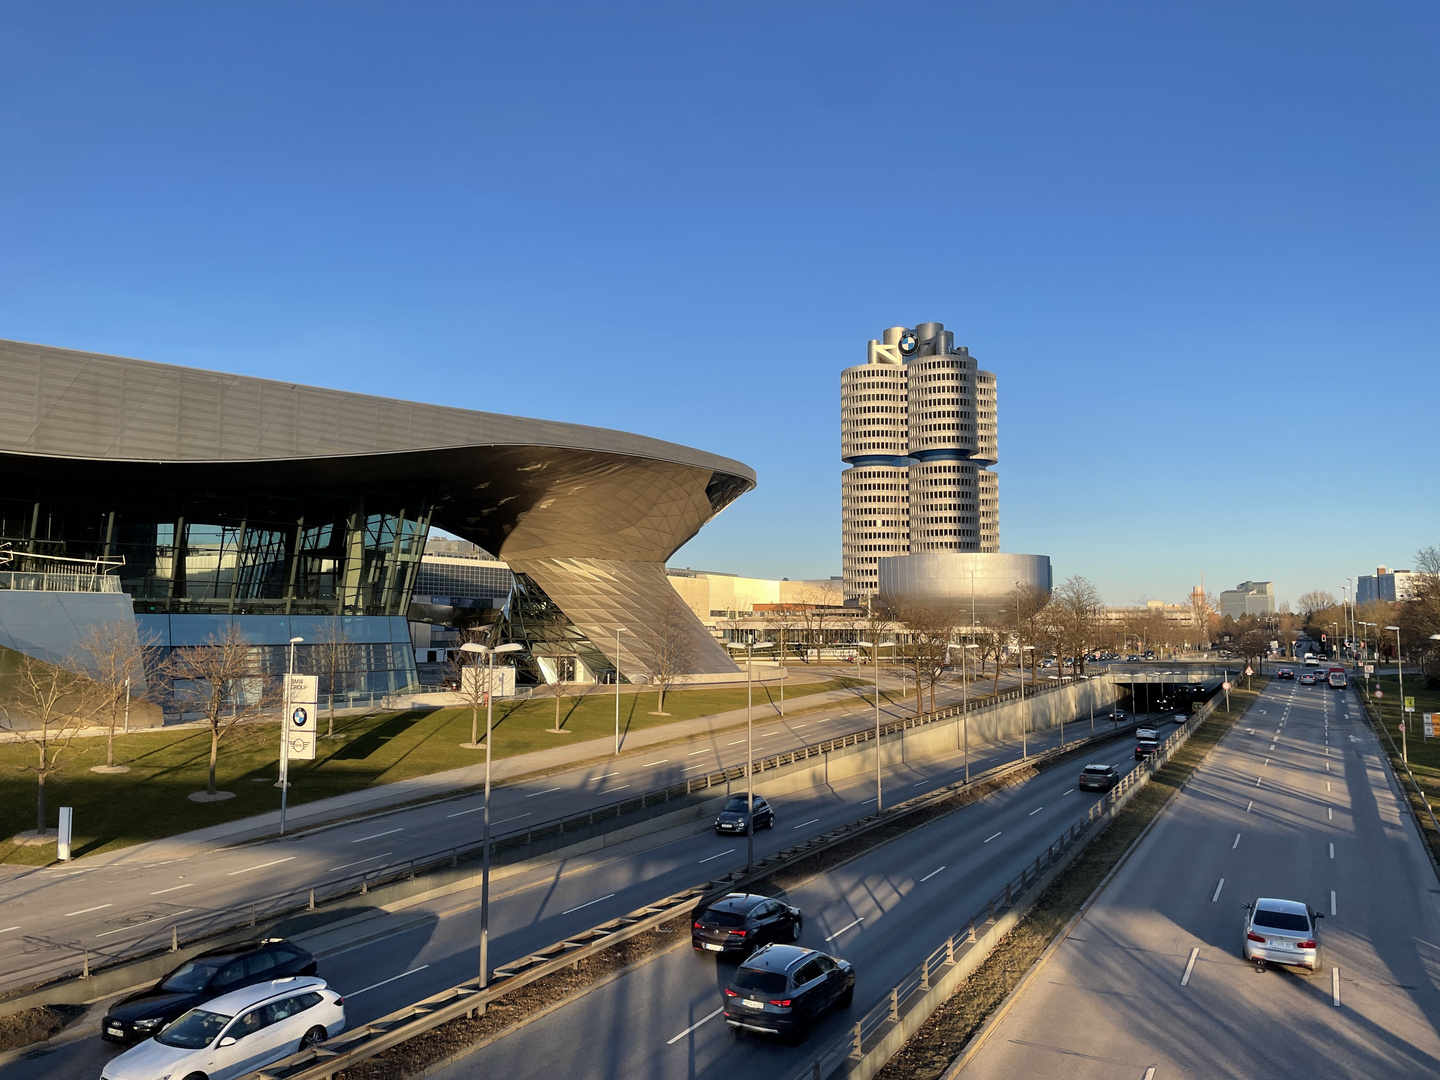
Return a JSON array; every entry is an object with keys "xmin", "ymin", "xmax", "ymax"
[{"xmin": 134, "ymin": 1017, "xmax": 164, "ymax": 1031}]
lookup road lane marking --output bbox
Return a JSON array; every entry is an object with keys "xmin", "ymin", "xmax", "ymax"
[
  {"xmin": 1332, "ymin": 966, "xmax": 1341, "ymax": 1007},
  {"xmin": 1144, "ymin": 1068, "xmax": 1156, "ymax": 1080},
  {"xmin": 1062, "ymin": 789, "xmax": 1074, "ymax": 795},
  {"xmin": 63, "ymin": 904, "xmax": 113, "ymax": 917},
  {"xmin": 1263, "ymin": 759, "xmax": 1270, "ymax": 767},
  {"xmin": 447, "ymin": 805, "xmax": 485, "ymax": 818},
  {"xmin": 1180, "ymin": 947, "xmax": 1199, "ymax": 986},
  {"xmin": 563, "ymin": 893, "xmax": 616, "ymax": 915},
  {"xmin": 644, "ymin": 759, "xmax": 669, "ymax": 767},
  {"xmin": 0, "ymin": 926, "xmax": 18, "ymax": 934},
  {"xmin": 1212, "ymin": 878, "xmax": 1225, "ymax": 902},
  {"xmin": 667, "ymin": 1006, "xmax": 725, "ymax": 1045},
  {"xmin": 1232, "ymin": 833, "xmax": 1241, "ymax": 850},
  {"xmin": 792, "ymin": 818, "xmax": 820, "ymax": 830},
  {"xmin": 1029, "ymin": 806, "xmax": 1043, "ymax": 816},
  {"xmin": 727, "ymin": 740, "xmax": 745, "ymax": 745},
  {"xmin": 351, "ymin": 828, "xmax": 403, "ymax": 843},
  {"xmin": 96, "ymin": 909, "xmax": 194, "ymax": 938},
  {"xmin": 606, "ymin": 785, "xmax": 631, "ymax": 792},
  {"xmin": 593, "ymin": 771, "xmax": 620, "ymax": 780},
  {"xmin": 983, "ymin": 831, "xmax": 1002, "ymax": 843},
  {"xmin": 699, "ymin": 849, "xmax": 735, "ymax": 864},
  {"xmin": 764, "ymin": 730, "xmax": 781, "ymax": 736},
  {"xmin": 1246, "ymin": 801, "xmax": 1253, "ymax": 813},
  {"xmin": 1331, "ymin": 890, "xmax": 1337, "ymax": 916},
  {"xmin": 920, "ymin": 866, "xmax": 946, "ymax": 882},
  {"xmin": 1326, "ymin": 782, "xmax": 1331, "ymax": 792},
  {"xmin": 683, "ymin": 764, "xmax": 712, "ymax": 772},
  {"xmin": 350, "ymin": 965, "xmax": 431, "ymax": 997},
  {"xmin": 228, "ymin": 857, "xmax": 297, "ymax": 876},
  {"xmin": 1255, "ymin": 777, "xmax": 1263, "ymax": 786},
  {"xmin": 913, "ymin": 780, "xmax": 932, "ymax": 787},
  {"xmin": 150, "ymin": 883, "xmax": 195, "ymax": 895},
  {"xmin": 687, "ymin": 750, "xmax": 708, "ymax": 756},
  {"xmin": 1328, "ymin": 808, "xmax": 1333, "ymax": 820},
  {"xmin": 1329, "ymin": 843, "xmax": 1335, "ymax": 859},
  {"xmin": 824, "ymin": 917, "xmax": 864, "ymax": 941},
  {"xmin": 329, "ymin": 852, "xmax": 393, "ymax": 872},
  {"xmin": 523, "ymin": 787, "xmax": 562, "ymax": 798}
]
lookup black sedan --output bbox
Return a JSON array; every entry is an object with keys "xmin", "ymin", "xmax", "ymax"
[
  {"xmin": 101, "ymin": 938, "xmax": 317, "ymax": 1044},
  {"xmin": 724, "ymin": 944, "xmax": 855, "ymax": 1042},
  {"xmin": 714, "ymin": 793, "xmax": 775, "ymax": 834},
  {"xmin": 1077, "ymin": 763, "xmax": 1120, "ymax": 791},
  {"xmin": 1277, "ymin": 668, "xmax": 1295, "ymax": 680},
  {"xmin": 693, "ymin": 893, "xmax": 803, "ymax": 956}
]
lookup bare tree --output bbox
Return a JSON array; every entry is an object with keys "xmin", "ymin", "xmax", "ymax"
[
  {"xmin": 885, "ymin": 600, "xmax": 957, "ymax": 715},
  {"xmin": 1008, "ymin": 583, "xmax": 1052, "ymax": 687},
  {"xmin": 764, "ymin": 600, "xmax": 802, "ymax": 714},
  {"xmin": 1051, "ymin": 576, "xmax": 1104, "ymax": 676},
  {"xmin": 76, "ymin": 620, "xmax": 154, "ymax": 772},
  {"xmin": 1297, "ymin": 590, "xmax": 1338, "ymax": 619},
  {"xmin": 795, "ymin": 582, "xmax": 843, "ymax": 663},
  {"xmin": 164, "ymin": 625, "xmax": 272, "ymax": 797},
  {"xmin": 311, "ymin": 622, "xmax": 358, "ymax": 738},
  {"xmin": 0, "ymin": 649, "xmax": 91, "ymax": 833},
  {"xmin": 1189, "ymin": 589, "xmax": 1218, "ymax": 649},
  {"xmin": 650, "ymin": 594, "xmax": 698, "ymax": 715},
  {"xmin": 444, "ymin": 627, "xmax": 492, "ymax": 748}
]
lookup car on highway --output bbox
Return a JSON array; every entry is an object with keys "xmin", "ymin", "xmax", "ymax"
[
  {"xmin": 1134, "ymin": 727, "xmax": 1160, "ymax": 759},
  {"xmin": 692, "ymin": 893, "xmax": 803, "ymax": 956},
  {"xmin": 1110, "ymin": 708, "xmax": 1126, "ymax": 723},
  {"xmin": 1298, "ymin": 672, "xmax": 1316, "ymax": 686},
  {"xmin": 723, "ymin": 943, "xmax": 855, "ymax": 1042},
  {"xmin": 1277, "ymin": 668, "xmax": 1294, "ymax": 680},
  {"xmin": 101, "ymin": 976, "xmax": 345, "ymax": 1080},
  {"xmin": 1077, "ymin": 763, "xmax": 1120, "ymax": 791},
  {"xmin": 1242, "ymin": 897, "xmax": 1323, "ymax": 972},
  {"xmin": 714, "ymin": 793, "xmax": 775, "ymax": 834},
  {"xmin": 102, "ymin": 938, "xmax": 318, "ymax": 1045}
]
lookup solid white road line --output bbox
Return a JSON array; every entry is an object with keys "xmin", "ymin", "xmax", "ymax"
[
  {"xmin": 523, "ymin": 787, "xmax": 563, "ymax": 798},
  {"xmin": 63, "ymin": 904, "xmax": 113, "ymax": 917},
  {"xmin": 1331, "ymin": 890, "xmax": 1337, "ymax": 916},
  {"xmin": 150, "ymin": 883, "xmax": 195, "ymax": 895},
  {"xmin": 824, "ymin": 917, "xmax": 864, "ymax": 941},
  {"xmin": 350, "ymin": 965, "xmax": 431, "ymax": 997},
  {"xmin": 920, "ymin": 866, "xmax": 946, "ymax": 883},
  {"xmin": 329, "ymin": 852, "xmax": 393, "ymax": 872},
  {"xmin": 1332, "ymin": 966, "xmax": 1341, "ymax": 1007},
  {"xmin": 1232, "ymin": 833, "xmax": 1241, "ymax": 850},
  {"xmin": 983, "ymin": 831, "xmax": 1002, "ymax": 843},
  {"xmin": 351, "ymin": 828, "xmax": 403, "ymax": 843},
  {"xmin": 563, "ymin": 893, "xmax": 616, "ymax": 915},
  {"xmin": 228, "ymin": 857, "xmax": 297, "ymax": 876},
  {"xmin": 699, "ymin": 849, "xmax": 735, "ymax": 864},
  {"xmin": 667, "ymin": 1006, "xmax": 725, "ymax": 1045},
  {"xmin": 792, "ymin": 818, "xmax": 820, "ymax": 830},
  {"xmin": 1180, "ymin": 947, "xmax": 1199, "ymax": 986},
  {"xmin": 1212, "ymin": 878, "xmax": 1225, "ymax": 902},
  {"xmin": 1329, "ymin": 843, "xmax": 1335, "ymax": 859}
]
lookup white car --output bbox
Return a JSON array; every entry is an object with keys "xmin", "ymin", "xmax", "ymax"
[{"xmin": 101, "ymin": 976, "xmax": 344, "ymax": 1080}]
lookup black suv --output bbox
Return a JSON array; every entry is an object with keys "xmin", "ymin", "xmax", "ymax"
[
  {"xmin": 714, "ymin": 793, "xmax": 775, "ymax": 834},
  {"xmin": 692, "ymin": 893, "xmax": 802, "ymax": 956},
  {"xmin": 101, "ymin": 938, "xmax": 318, "ymax": 1044},
  {"xmin": 723, "ymin": 944, "xmax": 855, "ymax": 1042}
]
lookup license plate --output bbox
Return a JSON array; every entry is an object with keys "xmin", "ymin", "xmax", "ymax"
[
  {"xmin": 703, "ymin": 943, "xmax": 723, "ymax": 952},
  {"xmin": 743, "ymin": 999, "xmax": 764, "ymax": 1009}
]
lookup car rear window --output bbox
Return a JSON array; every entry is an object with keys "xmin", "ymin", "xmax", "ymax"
[
  {"xmin": 1083, "ymin": 766, "xmax": 1109, "ymax": 774},
  {"xmin": 1253, "ymin": 908, "xmax": 1310, "ymax": 932},
  {"xmin": 732, "ymin": 969, "xmax": 787, "ymax": 994},
  {"xmin": 701, "ymin": 910, "xmax": 748, "ymax": 928}
]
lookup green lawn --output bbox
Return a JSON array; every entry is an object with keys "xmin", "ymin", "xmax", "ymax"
[
  {"xmin": 1364, "ymin": 670, "xmax": 1440, "ymax": 773},
  {"xmin": 0, "ymin": 676, "xmax": 857, "ymax": 866}
]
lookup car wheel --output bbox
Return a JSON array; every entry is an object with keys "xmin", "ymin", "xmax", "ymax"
[
  {"xmin": 300, "ymin": 1026, "xmax": 328, "ymax": 1050},
  {"xmin": 789, "ymin": 918, "xmax": 802, "ymax": 942},
  {"xmin": 766, "ymin": 814, "xmax": 776, "ymax": 830},
  {"xmin": 180, "ymin": 1074, "xmax": 208, "ymax": 1080},
  {"xmin": 837, "ymin": 984, "xmax": 854, "ymax": 1009},
  {"xmin": 785, "ymin": 1018, "xmax": 811, "ymax": 1046}
]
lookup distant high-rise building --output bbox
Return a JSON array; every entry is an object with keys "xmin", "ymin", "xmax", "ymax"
[
  {"xmin": 1219, "ymin": 580, "xmax": 1276, "ymax": 619},
  {"xmin": 1356, "ymin": 566, "xmax": 1419, "ymax": 605},
  {"xmin": 841, "ymin": 322, "xmax": 998, "ymax": 601}
]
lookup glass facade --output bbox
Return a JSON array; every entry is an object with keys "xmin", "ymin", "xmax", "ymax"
[{"xmin": 494, "ymin": 572, "xmax": 620, "ymax": 685}]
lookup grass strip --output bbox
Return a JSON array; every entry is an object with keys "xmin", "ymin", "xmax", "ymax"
[
  {"xmin": 1357, "ymin": 688, "xmax": 1440, "ymax": 873},
  {"xmin": 874, "ymin": 680, "xmax": 1267, "ymax": 1080}
]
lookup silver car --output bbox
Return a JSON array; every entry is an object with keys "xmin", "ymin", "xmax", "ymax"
[{"xmin": 1242, "ymin": 897, "xmax": 1322, "ymax": 972}]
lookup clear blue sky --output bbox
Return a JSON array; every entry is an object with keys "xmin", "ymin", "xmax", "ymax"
[{"xmin": 3, "ymin": 2, "xmax": 1435, "ymax": 609}]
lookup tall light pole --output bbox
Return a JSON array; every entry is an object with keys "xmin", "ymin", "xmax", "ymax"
[
  {"xmin": 613, "ymin": 627, "xmax": 625, "ymax": 754},
  {"xmin": 962, "ymin": 643, "xmax": 978, "ymax": 782},
  {"xmin": 279, "ymin": 636, "xmax": 303, "ymax": 835},
  {"xmin": 1019, "ymin": 644, "xmax": 1034, "ymax": 759},
  {"xmin": 1386, "ymin": 625, "xmax": 1405, "ymax": 764},
  {"xmin": 460, "ymin": 640, "xmax": 524, "ymax": 989}
]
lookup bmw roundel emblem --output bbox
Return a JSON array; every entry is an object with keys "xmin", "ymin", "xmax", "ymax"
[
  {"xmin": 292, "ymin": 706, "xmax": 309, "ymax": 728},
  {"xmin": 898, "ymin": 331, "xmax": 918, "ymax": 354}
]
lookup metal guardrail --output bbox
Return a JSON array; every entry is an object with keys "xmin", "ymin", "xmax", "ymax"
[
  {"xmin": 780, "ymin": 695, "xmax": 1218, "ymax": 1080},
  {"xmin": 3, "ymin": 674, "xmax": 1110, "ymax": 997},
  {"xmin": 0, "ymin": 570, "xmax": 122, "ymax": 592}
]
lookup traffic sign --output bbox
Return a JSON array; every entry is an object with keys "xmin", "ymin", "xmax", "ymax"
[
  {"xmin": 1364, "ymin": 664, "xmax": 1374, "ymax": 675},
  {"xmin": 1222, "ymin": 681, "xmax": 1231, "ymax": 691},
  {"xmin": 1399, "ymin": 722, "xmax": 1406, "ymax": 733},
  {"xmin": 1375, "ymin": 689, "xmax": 1384, "ymax": 698},
  {"xmin": 1405, "ymin": 696, "xmax": 1415, "ymax": 713},
  {"xmin": 1425, "ymin": 713, "xmax": 1437, "ymax": 738},
  {"xmin": 1244, "ymin": 667, "xmax": 1253, "ymax": 677}
]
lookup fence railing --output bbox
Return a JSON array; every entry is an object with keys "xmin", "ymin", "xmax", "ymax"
[{"xmin": 0, "ymin": 570, "xmax": 122, "ymax": 593}]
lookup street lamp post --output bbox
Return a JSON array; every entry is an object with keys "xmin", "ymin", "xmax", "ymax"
[
  {"xmin": 745, "ymin": 640, "xmax": 772, "ymax": 872},
  {"xmin": 962, "ymin": 642, "xmax": 978, "ymax": 782},
  {"xmin": 1019, "ymin": 644, "xmax": 1034, "ymax": 759},
  {"xmin": 279, "ymin": 635, "xmax": 303, "ymax": 835},
  {"xmin": 613, "ymin": 627, "xmax": 625, "ymax": 754},
  {"xmin": 460, "ymin": 640, "xmax": 524, "ymax": 989},
  {"xmin": 1385, "ymin": 625, "xmax": 1406, "ymax": 764}
]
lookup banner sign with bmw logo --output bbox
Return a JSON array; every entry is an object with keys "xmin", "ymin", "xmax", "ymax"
[{"xmin": 285, "ymin": 675, "xmax": 319, "ymax": 760}]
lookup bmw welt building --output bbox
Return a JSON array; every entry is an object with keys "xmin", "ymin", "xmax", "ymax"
[{"xmin": 0, "ymin": 340, "xmax": 752, "ymax": 706}]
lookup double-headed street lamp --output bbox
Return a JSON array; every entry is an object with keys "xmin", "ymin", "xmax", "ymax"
[{"xmin": 459, "ymin": 639, "xmax": 524, "ymax": 989}]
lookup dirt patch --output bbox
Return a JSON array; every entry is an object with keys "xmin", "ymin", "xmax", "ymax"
[
  {"xmin": 875, "ymin": 684, "xmax": 1263, "ymax": 1080},
  {"xmin": 0, "ymin": 1003, "xmax": 86, "ymax": 1053}
]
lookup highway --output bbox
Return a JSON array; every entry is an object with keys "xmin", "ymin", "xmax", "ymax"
[
  {"xmin": 1, "ymin": 696, "xmax": 1137, "ymax": 1079},
  {"xmin": 957, "ymin": 676, "xmax": 1440, "ymax": 1078}
]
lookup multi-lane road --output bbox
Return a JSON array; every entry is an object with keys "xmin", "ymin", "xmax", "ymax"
[{"xmin": 958, "ymin": 676, "xmax": 1440, "ymax": 1078}]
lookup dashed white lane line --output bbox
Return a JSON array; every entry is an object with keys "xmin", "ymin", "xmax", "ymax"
[
  {"xmin": 1180, "ymin": 947, "xmax": 1199, "ymax": 986},
  {"xmin": 1263, "ymin": 759, "xmax": 1270, "ymax": 767},
  {"xmin": 1212, "ymin": 878, "xmax": 1225, "ymax": 902},
  {"xmin": 1332, "ymin": 966, "xmax": 1342, "ymax": 1007},
  {"xmin": 1331, "ymin": 890, "xmax": 1337, "ymax": 916},
  {"xmin": 0, "ymin": 926, "xmax": 18, "ymax": 934},
  {"xmin": 792, "ymin": 818, "xmax": 820, "ymax": 830},
  {"xmin": 351, "ymin": 828, "xmax": 404, "ymax": 842},
  {"xmin": 63, "ymin": 903, "xmax": 113, "ymax": 917},
  {"xmin": 683, "ymin": 764, "xmax": 711, "ymax": 772},
  {"xmin": 667, "ymin": 1006, "xmax": 725, "ymax": 1045},
  {"xmin": 727, "ymin": 740, "xmax": 746, "ymax": 745},
  {"xmin": 150, "ymin": 883, "xmax": 195, "ymax": 896},
  {"xmin": 1029, "ymin": 806, "xmax": 1044, "ymax": 816},
  {"xmin": 329, "ymin": 852, "xmax": 393, "ymax": 872},
  {"xmin": 919, "ymin": 866, "xmax": 946, "ymax": 883},
  {"xmin": 523, "ymin": 787, "xmax": 563, "ymax": 798},
  {"xmin": 1246, "ymin": 801, "xmax": 1253, "ymax": 813},
  {"xmin": 1328, "ymin": 808, "xmax": 1333, "ymax": 821},
  {"xmin": 763, "ymin": 730, "xmax": 782, "ymax": 736},
  {"xmin": 983, "ymin": 831, "xmax": 1002, "ymax": 843},
  {"xmin": 1329, "ymin": 843, "xmax": 1335, "ymax": 859},
  {"xmin": 687, "ymin": 749, "xmax": 708, "ymax": 756},
  {"xmin": 1232, "ymin": 833, "xmax": 1241, "ymax": 850},
  {"xmin": 228, "ymin": 856, "xmax": 297, "ymax": 876},
  {"xmin": 913, "ymin": 779, "xmax": 932, "ymax": 788},
  {"xmin": 1255, "ymin": 777, "xmax": 1263, "ymax": 787},
  {"xmin": 1326, "ymin": 782, "xmax": 1331, "ymax": 792},
  {"xmin": 644, "ymin": 759, "xmax": 669, "ymax": 767},
  {"xmin": 562, "ymin": 893, "xmax": 616, "ymax": 915},
  {"xmin": 699, "ymin": 849, "xmax": 735, "ymax": 864},
  {"xmin": 824, "ymin": 917, "xmax": 864, "ymax": 941},
  {"xmin": 97, "ymin": 910, "xmax": 193, "ymax": 938},
  {"xmin": 1062, "ymin": 788, "xmax": 1074, "ymax": 795},
  {"xmin": 593, "ymin": 771, "xmax": 621, "ymax": 780},
  {"xmin": 1144, "ymin": 1068, "xmax": 1157, "ymax": 1080},
  {"xmin": 350, "ymin": 965, "xmax": 430, "ymax": 997}
]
